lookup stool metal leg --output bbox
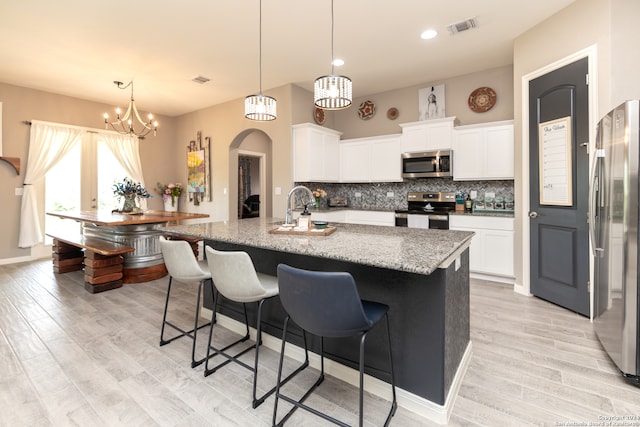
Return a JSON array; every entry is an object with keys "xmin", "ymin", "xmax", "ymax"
[
  {"xmin": 190, "ymin": 278, "xmax": 213, "ymax": 368},
  {"xmin": 383, "ymin": 313, "xmax": 398, "ymax": 426},
  {"xmin": 203, "ymin": 299, "xmax": 252, "ymax": 376},
  {"xmin": 273, "ymin": 316, "xmax": 397, "ymax": 427},
  {"xmin": 159, "ymin": 277, "xmax": 213, "ymax": 369},
  {"xmin": 159, "ymin": 277, "xmax": 174, "ymax": 346},
  {"xmin": 273, "ymin": 321, "xmax": 336, "ymax": 427}
]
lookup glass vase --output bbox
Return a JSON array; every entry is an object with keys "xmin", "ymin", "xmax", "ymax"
[{"xmin": 121, "ymin": 195, "xmax": 137, "ymax": 213}]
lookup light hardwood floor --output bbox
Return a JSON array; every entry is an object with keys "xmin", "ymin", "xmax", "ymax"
[{"xmin": 1, "ymin": 259, "xmax": 640, "ymax": 426}]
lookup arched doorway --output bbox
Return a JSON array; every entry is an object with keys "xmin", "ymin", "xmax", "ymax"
[{"xmin": 228, "ymin": 129, "xmax": 273, "ymax": 220}]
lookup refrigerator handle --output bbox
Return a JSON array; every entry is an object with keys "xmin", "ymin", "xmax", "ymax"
[{"xmin": 589, "ymin": 149, "xmax": 605, "ymax": 257}]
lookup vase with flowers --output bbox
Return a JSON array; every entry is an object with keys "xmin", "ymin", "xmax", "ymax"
[
  {"xmin": 112, "ymin": 177, "xmax": 151, "ymax": 213},
  {"xmin": 156, "ymin": 182, "xmax": 183, "ymax": 212},
  {"xmin": 312, "ymin": 188, "xmax": 327, "ymax": 209}
]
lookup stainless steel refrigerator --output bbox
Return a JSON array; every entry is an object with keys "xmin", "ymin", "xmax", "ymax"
[{"xmin": 591, "ymin": 100, "xmax": 640, "ymax": 386}]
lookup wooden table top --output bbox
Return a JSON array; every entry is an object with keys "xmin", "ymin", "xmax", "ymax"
[{"xmin": 47, "ymin": 210, "xmax": 209, "ymax": 226}]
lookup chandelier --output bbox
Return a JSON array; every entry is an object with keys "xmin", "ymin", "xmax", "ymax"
[
  {"xmin": 103, "ymin": 81, "xmax": 158, "ymax": 138},
  {"xmin": 314, "ymin": 0, "xmax": 352, "ymax": 110},
  {"xmin": 245, "ymin": 0, "xmax": 277, "ymax": 121}
]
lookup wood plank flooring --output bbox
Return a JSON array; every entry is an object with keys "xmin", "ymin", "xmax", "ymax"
[{"xmin": 1, "ymin": 259, "xmax": 640, "ymax": 426}]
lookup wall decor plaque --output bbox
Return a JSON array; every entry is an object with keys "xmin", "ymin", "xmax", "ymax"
[
  {"xmin": 313, "ymin": 107, "xmax": 325, "ymax": 125},
  {"xmin": 357, "ymin": 100, "xmax": 376, "ymax": 120},
  {"xmin": 468, "ymin": 87, "xmax": 497, "ymax": 112}
]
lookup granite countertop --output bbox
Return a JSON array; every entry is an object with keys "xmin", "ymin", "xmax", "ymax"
[{"xmin": 163, "ymin": 217, "xmax": 473, "ymax": 276}]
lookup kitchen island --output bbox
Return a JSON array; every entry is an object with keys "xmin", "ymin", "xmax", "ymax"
[{"xmin": 164, "ymin": 217, "xmax": 473, "ymax": 423}]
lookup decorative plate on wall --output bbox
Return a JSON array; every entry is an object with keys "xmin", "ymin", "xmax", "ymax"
[
  {"xmin": 387, "ymin": 107, "xmax": 399, "ymax": 120},
  {"xmin": 468, "ymin": 87, "xmax": 497, "ymax": 112},
  {"xmin": 314, "ymin": 107, "xmax": 326, "ymax": 125},
  {"xmin": 357, "ymin": 100, "xmax": 376, "ymax": 120}
]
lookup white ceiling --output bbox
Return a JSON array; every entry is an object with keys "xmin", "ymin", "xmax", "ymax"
[{"xmin": 0, "ymin": 0, "xmax": 575, "ymax": 117}]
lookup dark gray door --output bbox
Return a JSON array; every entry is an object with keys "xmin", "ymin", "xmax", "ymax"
[{"xmin": 529, "ymin": 57, "xmax": 590, "ymax": 316}]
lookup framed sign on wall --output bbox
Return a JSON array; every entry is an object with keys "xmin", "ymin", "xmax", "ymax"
[{"xmin": 538, "ymin": 116, "xmax": 572, "ymax": 206}]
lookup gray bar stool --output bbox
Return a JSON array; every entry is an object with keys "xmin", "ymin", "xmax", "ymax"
[
  {"xmin": 204, "ymin": 246, "xmax": 307, "ymax": 408},
  {"xmin": 273, "ymin": 263, "xmax": 397, "ymax": 427},
  {"xmin": 158, "ymin": 236, "xmax": 213, "ymax": 368}
]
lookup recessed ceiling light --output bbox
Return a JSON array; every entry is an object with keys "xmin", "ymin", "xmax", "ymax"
[
  {"xmin": 421, "ymin": 29, "xmax": 438, "ymax": 40},
  {"xmin": 332, "ymin": 59, "xmax": 345, "ymax": 67}
]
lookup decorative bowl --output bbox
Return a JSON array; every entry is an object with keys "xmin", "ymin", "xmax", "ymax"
[{"xmin": 313, "ymin": 221, "xmax": 328, "ymax": 229}]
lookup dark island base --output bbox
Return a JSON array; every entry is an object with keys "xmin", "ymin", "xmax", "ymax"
[{"xmin": 204, "ymin": 240, "xmax": 470, "ymax": 406}]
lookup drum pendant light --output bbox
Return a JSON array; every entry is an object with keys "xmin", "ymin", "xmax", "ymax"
[
  {"xmin": 314, "ymin": 0, "xmax": 352, "ymax": 110},
  {"xmin": 245, "ymin": 0, "xmax": 277, "ymax": 121}
]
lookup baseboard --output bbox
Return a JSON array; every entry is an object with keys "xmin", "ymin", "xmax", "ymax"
[
  {"xmin": 0, "ymin": 243, "xmax": 51, "ymax": 266},
  {"xmin": 470, "ymin": 271, "xmax": 515, "ymax": 285},
  {"xmin": 0, "ymin": 255, "xmax": 35, "ymax": 266},
  {"xmin": 201, "ymin": 308, "xmax": 470, "ymax": 425}
]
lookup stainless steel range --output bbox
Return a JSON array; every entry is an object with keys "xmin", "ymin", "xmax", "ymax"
[{"xmin": 395, "ymin": 191, "xmax": 456, "ymax": 229}]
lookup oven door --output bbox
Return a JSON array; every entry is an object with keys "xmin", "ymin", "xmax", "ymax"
[
  {"xmin": 395, "ymin": 212, "xmax": 408, "ymax": 227},
  {"xmin": 427, "ymin": 214, "xmax": 449, "ymax": 230}
]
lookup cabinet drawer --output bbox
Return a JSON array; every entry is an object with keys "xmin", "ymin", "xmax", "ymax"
[{"xmin": 449, "ymin": 215, "xmax": 514, "ymax": 231}]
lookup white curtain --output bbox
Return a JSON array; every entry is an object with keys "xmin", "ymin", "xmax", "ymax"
[
  {"xmin": 18, "ymin": 122, "xmax": 84, "ymax": 248},
  {"xmin": 99, "ymin": 132, "xmax": 148, "ymax": 209}
]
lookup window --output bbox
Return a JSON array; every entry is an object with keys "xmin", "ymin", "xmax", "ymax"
[{"xmin": 45, "ymin": 134, "xmax": 128, "ymax": 240}]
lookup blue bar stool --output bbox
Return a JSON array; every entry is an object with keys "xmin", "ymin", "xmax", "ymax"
[
  {"xmin": 274, "ymin": 264, "xmax": 397, "ymax": 427},
  {"xmin": 158, "ymin": 236, "xmax": 213, "ymax": 368},
  {"xmin": 204, "ymin": 246, "xmax": 307, "ymax": 408}
]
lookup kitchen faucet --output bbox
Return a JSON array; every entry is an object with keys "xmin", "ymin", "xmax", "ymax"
[{"xmin": 285, "ymin": 185, "xmax": 315, "ymax": 225}]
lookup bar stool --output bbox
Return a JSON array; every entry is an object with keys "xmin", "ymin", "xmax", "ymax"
[
  {"xmin": 159, "ymin": 236, "xmax": 213, "ymax": 368},
  {"xmin": 273, "ymin": 264, "xmax": 397, "ymax": 427},
  {"xmin": 204, "ymin": 246, "xmax": 306, "ymax": 408}
]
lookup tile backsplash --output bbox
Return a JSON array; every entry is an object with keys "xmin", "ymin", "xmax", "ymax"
[{"xmin": 297, "ymin": 179, "xmax": 514, "ymax": 210}]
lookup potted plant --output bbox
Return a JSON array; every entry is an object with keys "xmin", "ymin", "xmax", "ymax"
[
  {"xmin": 312, "ymin": 188, "xmax": 327, "ymax": 209},
  {"xmin": 112, "ymin": 177, "xmax": 151, "ymax": 213},
  {"xmin": 156, "ymin": 182, "xmax": 183, "ymax": 212}
]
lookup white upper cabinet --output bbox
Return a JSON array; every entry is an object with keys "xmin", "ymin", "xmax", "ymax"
[
  {"xmin": 340, "ymin": 134, "xmax": 402, "ymax": 182},
  {"xmin": 292, "ymin": 123, "xmax": 342, "ymax": 182},
  {"xmin": 453, "ymin": 120, "xmax": 514, "ymax": 181},
  {"xmin": 399, "ymin": 117, "xmax": 456, "ymax": 153}
]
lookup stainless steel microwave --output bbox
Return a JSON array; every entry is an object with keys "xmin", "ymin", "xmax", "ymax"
[{"xmin": 401, "ymin": 149, "xmax": 453, "ymax": 178}]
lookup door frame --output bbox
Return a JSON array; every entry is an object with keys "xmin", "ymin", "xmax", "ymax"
[
  {"xmin": 238, "ymin": 149, "xmax": 267, "ymax": 217},
  {"xmin": 519, "ymin": 45, "xmax": 598, "ymax": 318}
]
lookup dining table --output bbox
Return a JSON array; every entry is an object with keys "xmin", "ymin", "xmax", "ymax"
[{"xmin": 47, "ymin": 210, "xmax": 209, "ymax": 283}]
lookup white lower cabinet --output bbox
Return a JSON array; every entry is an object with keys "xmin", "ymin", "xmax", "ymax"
[
  {"xmin": 449, "ymin": 215, "xmax": 514, "ymax": 278},
  {"xmin": 308, "ymin": 210, "xmax": 394, "ymax": 227},
  {"xmin": 306, "ymin": 210, "xmax": 346, "ymax": 224},
  {"xmin": 345, "ymin": 210, "xmax": 395, "ymax": 226}
]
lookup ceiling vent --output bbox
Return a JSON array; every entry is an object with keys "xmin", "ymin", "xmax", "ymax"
[
  {"xmin": 192, "ymin": 75, "xmax": 211, "ymax": 84},
  {"xmin": 447, "ymin": 17, "xmax": 478, "ymax": 35}
]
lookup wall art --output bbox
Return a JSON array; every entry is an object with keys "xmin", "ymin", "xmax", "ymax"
[
  {"xmin": 187, "ymin": 131, "xmax": 211, "ymax": 205},
  {"xmin": 418, "ymin": 85, "xmax": 445, "ymax": 121}
]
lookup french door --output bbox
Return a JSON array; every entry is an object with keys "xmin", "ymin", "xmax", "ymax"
[{"xmin": 45, "ymin": 133, "xmax": 127, "ymax": 237}]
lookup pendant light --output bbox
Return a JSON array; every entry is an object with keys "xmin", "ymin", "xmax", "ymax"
[
  {"xmin": 245, "ymin": 0, "xmax": 277, "ymax": 121},
  {"xmin": 314, "ymin": 0, "xmax": 352, "ymax": 110}
]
